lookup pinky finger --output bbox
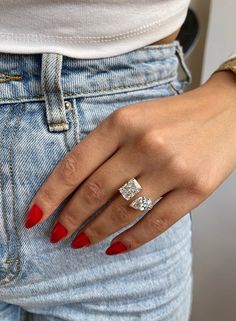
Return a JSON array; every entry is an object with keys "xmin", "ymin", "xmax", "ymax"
[{"xmin": 105, "ymin": 188, "xmax": 199, "ymax": 255}]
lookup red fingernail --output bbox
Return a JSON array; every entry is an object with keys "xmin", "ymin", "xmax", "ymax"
[
  {"xmin": 25, "ymin": 204, "xmax": 43, "ymax": 228},
  {"xmin": 105, "ymin": 241, "xmax": 128, "ymax": 255},
  {"xmin": 71, "ymin": 232, "xmax": 91, "ymax": 249},
  {"xmin": 50, "ymin": 222, "xmax": 68, "ymax": 243}
]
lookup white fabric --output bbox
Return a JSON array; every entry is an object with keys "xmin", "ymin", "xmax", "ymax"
[
  {"xmin": 0, "ymin": 0, "xmax": 234, "ymax": 63},
  {"xmin": 0, "ymin": 0, "xmax": 191, "ymax": 59}
]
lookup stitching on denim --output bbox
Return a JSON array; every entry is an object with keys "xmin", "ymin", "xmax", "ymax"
[
  {"xmin": 63, "ymin": 130, "xmax": 70, "ymax": 152},
  {"xmin": 4, "ymin": 257, "xmax": 20, "ymax": 277},
  {"xmin": 54, "ymin": 54, "xmax": 63, "ymax": 122},
  {"xmin": 55, "ymin": 54, "xmax": 66, "ymax": 125},
  {"xmin": 0, "ymin": 106, "xmax": 23, "ymax": 285},
  {"xmin": 4, "ymin": 104, "xmax": 25, "ymax": 283},
  {"xmin": 168, "ymin": 81, "xmax": 181, "ymax": 95},
  {"xmin": 63, "ymin": 103, "xmax": 78, "ymax": 152},
  {"xmin": 43, "ymin": 55, "xmax": 54, "ymax": 125},
  {"xmin": 5, "ymin": 258, "xmax": 19, "ymax": 263},
  {"xmin": 42, "ymin": 54, "xmax": 70, "ymax": 128},
  {"xmin": 0, "ymin": 95, "xmax": 44, "ymax": 101},
  {"xmin": 43, "ymin": 56, "xmax": 65, "ymax": 125},
  {"xmin": 71, "ymin": 99, "xmax": 80, "ymax": 145},
  {"xmin": 0, "ymin": 76, "xmax": 176, "ymax": 103},
  {"xmin": 62, "ymin": 112, "xmax": 71, "ymax": 152},
  {"xmin": 0, "ymin": 7, "xmax": 186, "ymax": 42},
  {"xmin": 0, "ymin": 108, "xmax": 13, "ymax": 281},
  {"xmin": 50, "ymin": 122, "xmax": 68, "ymax": 128},
  {"xmin": 53, "ymin": 55, "xmax": 58, "ymax": 122},
  {"xmin": 0, "ymin": 73, "xmax": 22, "ymax": 83}
]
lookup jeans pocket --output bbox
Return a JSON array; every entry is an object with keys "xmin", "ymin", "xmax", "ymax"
[
  {"xmin": 0, "ymin": 103, "xmax": 25, "ymax": 286},
  {"xmin": 72, "ymin": 80, "xmax": 183, "ymax": 141}
]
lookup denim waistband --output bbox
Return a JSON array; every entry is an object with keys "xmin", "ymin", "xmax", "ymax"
[
  {"xmin": 0, "ymin": 40, "xmax": 190, "ymax": 102},
  {"xmin": 0, "ymin": 40, "xmax": 191, "ymax": 132}
]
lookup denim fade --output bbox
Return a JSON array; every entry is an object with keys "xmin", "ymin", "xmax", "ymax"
[{"xmin": 0, "ymin": 40, "xmax": 193, "ymax": 321}]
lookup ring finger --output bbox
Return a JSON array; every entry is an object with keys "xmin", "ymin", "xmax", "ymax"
[{"xmin": 70, "ymin": 172, "xmax": 177, "ymax": 249}]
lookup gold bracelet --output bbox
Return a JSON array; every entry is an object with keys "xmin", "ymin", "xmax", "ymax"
[{"xmin": 214, "ymin": 58, "xmax": 236, "ymax": 77}]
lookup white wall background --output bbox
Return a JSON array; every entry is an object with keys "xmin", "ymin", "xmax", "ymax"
[{"xmin": 187, "ymin": 1, "xmax": 236, "ymax": 320}]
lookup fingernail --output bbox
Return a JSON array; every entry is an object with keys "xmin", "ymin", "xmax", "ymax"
[
  {"xmin": 25, "ymin": 204, "xmax": 43, "ymax": 228},
  {"xmin": 105, "ymin": 241, "xmax": 128, "ymax": 255},
  {"xmin": 50, "ymin": 222, "xmax": 68, "ymax": 243},
  {"xmin": 71, "ymin": 232, "xmax": 91, "ymax": 249}
]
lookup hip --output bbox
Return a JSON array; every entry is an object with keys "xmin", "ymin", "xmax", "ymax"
[{"xmin": 0, "ymin": 40, "xmax": 192, "ymax": 320}]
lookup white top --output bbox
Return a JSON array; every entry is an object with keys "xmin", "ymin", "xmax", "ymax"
[
  {"xmin": 0, "ymin": 0, "xmax": 190, "ymax": 58},
  {"xmin": 0, "ymin": 0, "xmax": 235, "ymax": 63}
]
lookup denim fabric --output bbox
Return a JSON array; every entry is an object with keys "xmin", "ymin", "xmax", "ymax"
[{"xmin": 0, "ymin": 40, "xmax": 193, "ymax": 321}]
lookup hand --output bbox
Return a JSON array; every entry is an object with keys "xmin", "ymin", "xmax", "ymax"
[{"xmin": 24, "ymin": 70, "xmax": 236, "ymax": 255}]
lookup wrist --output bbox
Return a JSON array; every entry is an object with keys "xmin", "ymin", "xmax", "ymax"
[
  {"xmin": 203, "ymin": 70, "xmax": 236, "ymax": 111},
  {"xmin": 205, "ymin": 70, "xmax": 236, "ymax": 97},
  {"xmin": 199, "ymin": 71, "xmax": 236, "ymax": 165},
  {"xmin": 179, "ymin": 69, "xmax": 236, "ymax": 125}
]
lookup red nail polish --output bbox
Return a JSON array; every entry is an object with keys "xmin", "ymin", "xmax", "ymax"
[
  {"xmin": 50, "ymin": 222, "xmax": 68, "ymax": 243},
  {"xmin": 105, "ymin": 241, "xmax": 128, "ymax": 255},
  {"xmin": 71, "ymin": 232, "xmax": 91, "ymax": 249},
  {"xmin": 25, "ymin": 204, "xmax": 43, "ymax": 228}
]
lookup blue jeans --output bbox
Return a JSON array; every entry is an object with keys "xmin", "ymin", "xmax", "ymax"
[{"xmin": 0, "ymin": 40, "xmax": 192, "ymax": 321}]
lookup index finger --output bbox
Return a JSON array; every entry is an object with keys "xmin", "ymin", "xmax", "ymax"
[{"xmin": 25, "ymin": 112, "xmax": 122, "ymax": 228}]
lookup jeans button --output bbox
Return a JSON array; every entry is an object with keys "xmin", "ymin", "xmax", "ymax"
[{"xmin": 64, "ymin": 100, "xmax": 72, "ymax": 111}]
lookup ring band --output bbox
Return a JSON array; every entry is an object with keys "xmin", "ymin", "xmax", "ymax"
[{"xmin": 118, "ymin": 177, "xmax": 142, "ymax": 200}]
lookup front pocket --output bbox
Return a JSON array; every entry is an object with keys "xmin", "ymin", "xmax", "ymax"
[
  {"xmin": 0, "ymin": 99, "xmax": 81, "ymax": 287},
  {"xmin": 72, "ymin": 80, "xmax": 183, "ymax": 141},
  {"xmin": 0, "ymin": 103, "xmax": 25, "ymax": 285}
]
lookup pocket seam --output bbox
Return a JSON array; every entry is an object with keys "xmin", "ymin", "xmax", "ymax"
[{"xmin": 168, "ymin": 81, "xmax": 182, "ymax": 95}]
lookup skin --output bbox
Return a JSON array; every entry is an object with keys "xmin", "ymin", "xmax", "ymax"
[
  {"xmin": 25, "ymin": 68, "xmax": 236, "ymax": 254},
  {"xmin": 149, "ymin": 28, "xmax": 181, "ymax": 45}
]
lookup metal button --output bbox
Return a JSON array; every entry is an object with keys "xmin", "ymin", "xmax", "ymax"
[{"xmin": 64, "ymin": 100, "xmax": 72, "ymax": 111}]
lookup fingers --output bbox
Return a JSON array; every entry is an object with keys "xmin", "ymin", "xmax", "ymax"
[
  {"xmin": 104, "ymin": 188, "xmax": 200, "ymax": 255},
  {"xmin": 68, "ymin": 171, "xmax": 176, "ymax": 248},
  {"xmin": 24, "ymin": 115, "xmax": 122, "ymax": 228},
  {"xmin": 49, "ymin": 146, "xmax": 141, "ymax": 241}
]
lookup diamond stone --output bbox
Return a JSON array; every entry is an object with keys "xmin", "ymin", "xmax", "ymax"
[
  {"xmin": 118, "ymin": 178, "xmax": 142, "ymax": 200},
  {"xmin": 129, "ymin": 196, "xmax": 153, "ymax": 211}
]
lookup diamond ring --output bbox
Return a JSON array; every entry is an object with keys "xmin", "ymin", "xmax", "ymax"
[
  {"xmin": 118, "ymin": 177, "xmax": 142, "ymax": 200},
  {"xmin": 118, "ymin": 177, "xmax": 154, "ymax": 212},
  {"xmin": 129, "ymin": 196, "xmax": 154, "ymax": 211}
]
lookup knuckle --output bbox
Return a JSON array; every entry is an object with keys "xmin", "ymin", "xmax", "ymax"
[
  {"xmin": 139, "ymin": 132, "xmax": 168, "ymax": 155},
  {"xmin": 111, "ymin": 203, "xmax": 131, "ymax": 225},
  {"xmin": 108, "ymin": 108, "xmax": 134, "ymax": 131},
  {"xmin": 168, "ymin": 155, "xmax": 189, "ymax": 177},
  {"xmin": 146, "ymin": 215, "xmax": 171, "ymax": 235},
  {"xmin": 123, "ymin": 237, "xmax": 141, "ymax": 251},
  {"xmin": 87, "ymin": 226, "xmax": 104, "ymax": 243},
  {"xmin": 37, "ymin": 188, "xmax": 57, "ymax": 210},
  {"xmin": 62, "ymin": 211, "xmax": 79, "ymax": 228},
  {"xmin": 81, "ymin": 180, "xmax": 106, "ymax": 205},
  {"xmin": 189, "ymin": 175, "xmax": 212, "ymax": 197},
  {"xmin": 57, "ymin": 154, "xmax": 79, "ymax": 185}
]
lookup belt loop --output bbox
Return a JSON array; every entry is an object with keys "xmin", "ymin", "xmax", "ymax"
[
  {"xmin": 175, "ymin": 44, "xmax": 192, "ymax": 87},
  {"xmin": 41, "ymin": 53, "xmax": 69, "ymax": 132}
]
